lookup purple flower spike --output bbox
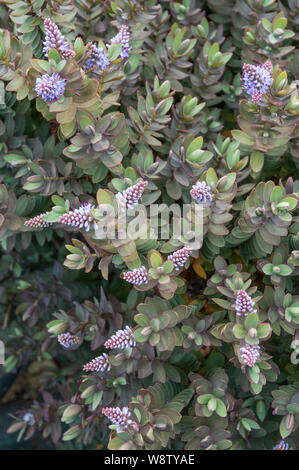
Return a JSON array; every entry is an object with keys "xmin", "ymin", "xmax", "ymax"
[
  {"xmin": 83, "ymin": 353, "xmax": 111, "ymax": 373},
  {"xmin": 35, "ymin": 73, "xmax": 66, "ymax": 103},
  {"xmin": 43, "ymin": 18, "xmax": 74, "ymax": 59},
  {"xmin": 102, "ymin": 406, "xmax": 133, "ymax": 432},
  {"xmin": 24, "ymin": 212, "xmax": 51, "ymax": 228},
  {"xmin": 58, "ymin": 203, "xmax": 97, "ymax": 232},
  {"xmin": 242, "ymin": 63, "xmax": 272, "ymax": 104},
  {"xmin": 116, "ymin": 180, "xmax": 148, "ymax": 211},
  {"xmin": 123, "ymin": 266, "xmax": 148, "ymax": 286},
  {"xmin": 104, "ymin": 326, "xmax": 136, "ymax": 350},
  {"xmin": 58, "ymin": 332, "xmax": 81, "ymax": 349},
  {"xmin": 263, "ymin": 61, "xmax": 272, "ymax": 73},
  {"xmin": 235, "ymin": 290, "xmax": 257, "ymax": 317},
  {"xmin": 168, "ymin": 246, "xmax": 192, "ymax": 271},
  {"xmin": 240, "ymin": 344, "xmax": 260, "ymax": 367},
  {"xmin": 110, "ymin": 25, "xmax": 131, "ymax": 59},
  {"xmin": 84, "ymin": 42, "xmax": 110, "ymax": 72},
  {"xmin": 190, "ymin": 181, "xmax": 213, "ymax": 203},
  {"xmin": 274, "ymin": 440, "xmax": 289, "ymax": 450}
]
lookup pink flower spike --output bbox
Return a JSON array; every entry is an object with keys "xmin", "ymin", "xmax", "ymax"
[
  {"xmin": 58, "ymin": 332, "xmax": 81, "ymax": 349},
  {"xmin": 240, "ymin": 344, "xmax": 260, "ymax": 367},
  {"xmin": 58, "ymin": 203, "xmax": 97, "ymax": 232},
  {"xmin": 109, "ymin": 25, "xmax": 131, "ymax": 59},
  {"xmin": 104, "ymin": 326, "xmax": 136, "ymax": 350},
  {"xmin": 43, "ymin": 18, "xmax": 74, "ymax": 60},
  {"xmin": 263, "ymin": 61, "xmax": 272, "ymax": 73},
  {"xmin": 167, "ymin": 246, "xmax": 192, "ymax": 271},
  {"xmin": 83, "ymin": 353, "xmax": 111, "ymax": 373},
  {"xmin": 122, "ymin": 266, "xmax": 148, "ymax": 286},
  {"xmin": 102, "ymin": 406, "xmax": 133, "ymax": 432},
  {"xmin": 235, "ymin": 290, "xmax": 257, "ymax": 317},
  {"xmin": 116, "ymin": 180, "xmax": 148, "ymax": 211},
  {"xmin": 24, "ymin": 212, "xmax": 51, "ymax": 228}
]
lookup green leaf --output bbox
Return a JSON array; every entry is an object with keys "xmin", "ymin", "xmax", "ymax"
[
  {"xmin": 92, "ymin": 390, "xmax": 103, "ymax": 410},
  {"xmin": 149, "ymin": 251, "xmax": 163, "ymax": 268},
  {"xmin": 164, "ymin": 363, "xmax": 181, "ymax": 383},
  {"xmin": 245, "ymin": 313, "xmax": 259, "ymax": 330},
  {"xmin": 208, "ymin": 396, "xmax": 217, "ymax": 412},
  {"xmin": 250, "ymin": 151, "xmax": 264, "ymax": 173},
  {"xmin": 278, "ymin": 264, "xmax": 293, "ymax": 276},
  {"xmin": 5, "ymin": 355, "xmax": 18, "ymax": 372},
  {"xmin": 152, "ymin": 361, "xmax": 166, "ymax": 382},
  {"xmin": 218, "ymin": 173, "xmax": 236, "ymax": 192},
  {"xmin": 108, "ymin": 437, "xmax": 127, "ymax": 450},
  {"xmin": 281, "ymin": 197, "xmax": 297, "ymax": 211},
  {"xmin": 134, "ymin": 327, "xmax": 150, "ymax": 343},
  {"xmin": 186, "ymin": 137, "xmax": 203, "ymax": 159},
  {"xmin": 256, "ymin": 400, "xmax": 266, "ymax": 422},
  {"xmin": 205, "ymin": 168, "xmax": 218, "ymax": 186},
  {"xmin": 270, "ymin": 186, "xmax": 283, "ymax": 203},
  {"xmin": 51, "ymin": 195, "xmax": 66, "ymax": 208},
  {"xmin": 4, "ymin": 153, "xmax": 27, "ymax": 165},
  {"xmin": 163, "ymin": 260, "xmax": 174, "ymax": 274},
  {"xmin": 61, "ymin": 404, "xmax": 81, "ymax": 422},
  {"xmin": 233, "ymin": 324, "xmax": 245, "ymax": 339},
  {"xmin": 256, "ymin": 323, "xmax": 271, "ymax": 339},
  {"xmin": 262, "ymin": 264, "xmax": 274, "ymax": 275},
  {"xmin": 62, "ymin": 425, "xmax": 81, "ymax": 441},
  {"xmin": 280, "ymin": 414, "xmax": 294, "ymax": 438},
  {"xmin": 273, "ymin": 14, "xmax": 287, "ymax": 32},
  {"xmin": 243, "ymin": 418, "xmax": 260, "ymax": 430},
  {"xmin": 251, "ymin": 383, "xmax": 262, "ymax": 395},
  {"xmin": 262, "ymin": 18, "xmax": 273, "ymax": 32},
  {"xmin": 215, "ymin": 398, "xmax": 227, "ymax": 417},
  {"xmin": 134, "ymin": 313, "xmax": 149, "ymax": 327},
  {"xmin": 232, "ymin": 130, "xmax": 254, "ymax": 147},
  {"xmin": 44, "ymin": 212, "xmax": 61, "ymax": 223},
  {"xmin": 108, "ymin": 43, "xmax": 122, "ymax": 61},
  {"xmin": 197, "ymin": 394, "xmax": 213, "ymax": 405},
  {"xmin": 249, "ymin": 367, "xmax": 260, "ymax": 384}
]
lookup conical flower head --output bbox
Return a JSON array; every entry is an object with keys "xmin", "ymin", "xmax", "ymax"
[
  {"xmin": 83, "ymin": 42, "xmax": 110, "ymax": 72},
  {"xmin": 116, "ymin": 180, "xmax": 148, "ymax": 210},
  {"xmin": 58, "ymin": 203, "xmax": 97, "ymax": 232},
  {"xmin": 43, "ymin": 18, "xmax": 74, "ymax": 59},
  {"xmin": 35, "ymin": 73, "xmax": 66, "ymax": 102},
  {"xmin": 263, "ymin": 61, "xmax": 272, "ymax": 73},
  {"xmin": 122, "ymin": 266, "xmax": 148, "ymax": 286},
  {"xmin": 168, "ymin": 246, "xmax": 192, "ymax": 271},
  {"xmin": 102, "ymin": 406, "xmax": 133, "ymax": 432},
  {"xmin": 242, "ymin": 63, "xmax": 272, "ymax": 103},
  {"xmin": 83, "ymin": 353, "xmax": 110, "ymax": 373},
  {"xmin": 235, "ymin": 290, "xmax": 257, "ymax": 317},
  {"xmin": 104, "ymin": 326, "xmax": 136, "ymax": 349},
  {"xmin": 274, "ymin": 440, "xmax": 289, "ymax": 450},
  {"xmin": 240, "ymin": 344, "xmax": 260, "ymax": 367},
  {"xmin": 190, "ymin": 181, "xmax": 213, "ymax": 203},
  {"xmin": 58, "ymin": 332, "xmax": 81, "ymax": 349},
  {"xmin": 24, "ymin": 212, "xmax": 51, "ymax": 228},
  {"xmin": 110, "ymin": 25, "xmax": 131, "ymax": 59}
]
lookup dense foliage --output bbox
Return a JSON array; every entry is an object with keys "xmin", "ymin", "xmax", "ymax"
[{"xmin": 0, "ymin": 0, "xmax": 298, "ymax": 451}]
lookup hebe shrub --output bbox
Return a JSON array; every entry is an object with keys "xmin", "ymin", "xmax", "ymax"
[{"xmin": 0, "ymin": 0, "xmax": 298, "ymax": 451}]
